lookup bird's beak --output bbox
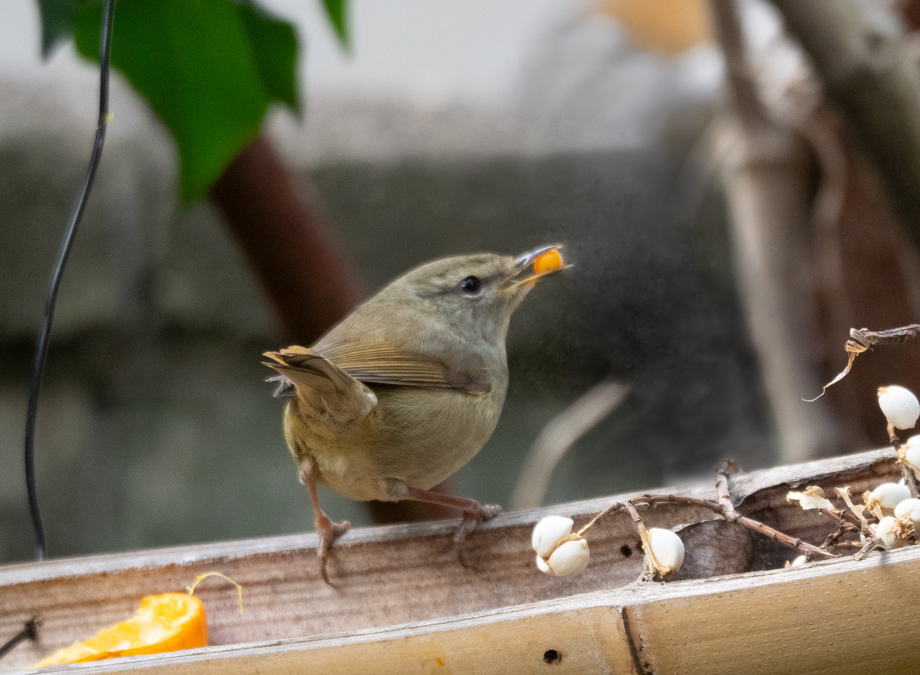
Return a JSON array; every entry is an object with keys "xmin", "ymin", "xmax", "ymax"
[{"xmin": 501, "ymin": 244, "xmax": 569, "ymax": 293}]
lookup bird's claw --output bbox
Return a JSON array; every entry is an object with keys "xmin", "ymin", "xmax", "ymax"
[
  {"xmin": 454, "ymin": 503, "xmax": 502, "ymax": 567},
  {"xmin": 317, "ymin": 518, "xmax": 350, "ymax": 585}
]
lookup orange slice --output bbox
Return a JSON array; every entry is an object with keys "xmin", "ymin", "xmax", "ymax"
[
  {"xmin": 35, "ymin": 593, "xmax": 207, "ymax": 667},
  {"xmin": 533, "ymin": 248, "xmax": 564, "ymax": 275}
]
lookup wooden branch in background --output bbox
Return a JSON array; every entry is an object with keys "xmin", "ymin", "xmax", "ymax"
[
  {"xmin": 769, "ymin": 0, "xmax": 920, "ymax": 247},
  {"xmin": 511, "ymin": 381, "xmax": 630, "ymax": 510},
  {"xmin": 707, "ymin": 0, "xmax": 845, "ymax": 462}
]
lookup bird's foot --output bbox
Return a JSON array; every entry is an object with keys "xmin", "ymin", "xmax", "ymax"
[
  {"xmin": 402, "ymin": 487, "xmax": 503, "ymax": 567},
  {"xmin": 316, "ymin": 514, "xmax": 350, "ymax": 585},
  {"xmin": 454, "ymin": 502, "xmax": 502, "ymax": 567}
]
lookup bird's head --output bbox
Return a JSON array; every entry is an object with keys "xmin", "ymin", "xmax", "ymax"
[{"xmin": 380, "ymin": 245, "xmax": 568, "ymax": 343}]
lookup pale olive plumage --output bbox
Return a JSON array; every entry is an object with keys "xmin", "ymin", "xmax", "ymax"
[{"xmin": 264, "ymin": 246, "xmax": 563, "ymax": 582}]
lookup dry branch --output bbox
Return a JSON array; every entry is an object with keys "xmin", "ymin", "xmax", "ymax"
[
  {"xmin": 708, "ymin": 0, "xmax": 843, "ymax": 462},
  {"xmin": 815, "ymin": 324, "xmax": 920, "ymax": 397},
  {"xmin": 511, "ymin": 381, "xmax": 630, "ymax": 509},
  {"xmin": 581, "ymin": 491, "xmax": 838, "ymax": 562},
  {"xmin": 769, "ymin": 0, "xmax": 920, "ymax": 245}
]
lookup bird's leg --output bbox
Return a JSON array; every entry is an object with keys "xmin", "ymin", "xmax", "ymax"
[
  {"xmin": 301, "ymin": 468, "xmax": 350, "ymax": 585},
  {"xmin": 405, "ymin": 487, "xmax": 501, "ymax": 565}
]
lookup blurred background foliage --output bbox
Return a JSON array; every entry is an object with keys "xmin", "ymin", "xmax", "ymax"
[{"xmin": 3, "ymin": 0, "xmax": 919, "ymax": 564}]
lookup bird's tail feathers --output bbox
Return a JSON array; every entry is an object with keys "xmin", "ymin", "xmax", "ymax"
[{"xmin": 262, "ymin": 347, "xmax": 352, "ymax": 393}]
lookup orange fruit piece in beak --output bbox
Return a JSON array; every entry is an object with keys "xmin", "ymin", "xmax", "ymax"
[{"xmin": 533, "ymin": 248, "xmax": 563, "ymax": 275}]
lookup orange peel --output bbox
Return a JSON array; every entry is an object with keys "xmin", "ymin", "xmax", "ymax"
[
  {"xmin": 533, "ymin": 248, "xmax": 563, "ymax": 275},
  {"xmin": 34, "ymin": 593, "xmax": 207, "ymax": 667}
]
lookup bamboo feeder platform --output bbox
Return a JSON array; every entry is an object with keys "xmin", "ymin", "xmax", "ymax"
[{"xmin": 1, "ymin": 447, "xmax": 917, "ymax": 674}]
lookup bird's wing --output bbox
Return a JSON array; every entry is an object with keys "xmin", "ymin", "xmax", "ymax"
[
  {"xmin": 263, "ymin": 347, "xmax": 378, "ymax": 420},
  {"xmin": 315, "ymin": 339, "xmax": 492, "ymax": 394}
]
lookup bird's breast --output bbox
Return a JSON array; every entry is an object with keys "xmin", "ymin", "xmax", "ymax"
[
  {"xmin": 398, "ymin": 387, "xmax": 503, "ymax": 488},
  {"xmin": 290, "ymin": 382, "xmax": 506, "ymax": 500}
]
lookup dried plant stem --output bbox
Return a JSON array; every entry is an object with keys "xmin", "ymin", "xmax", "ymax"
[
  {"xmin": 849, "ymin": 324, "xmax": 920, "ymax": 350},
  {"xmin": 735, "ymin": 518, "xmax": 832, "ymax": 558},
  {"xmin": 512, "ymin": 381, "xmax": 630, "ymax": 509},
  {"xmin": 578, "ymin": 492, "xmax": 838, "ymax": 560},
  {"xmin": 817, "ymin": 324, "xmax": 920, "ymax": 397},
  {"xmin": 853, "ymin": 536, "xmax": 881, "ymax": 561},
  {"xmin": 576, "ymin": 502, "xmax": 625, "ymax": 537},
  {"xmin": 623, "ymin": 501, "xmax": 644, "ymax": 527},
  {"xmin": 821, "ymin": 506, "xmax": 862, "ymax": 529},
  {"xmin": 715, "ymin": 459, "xmax": 738, "ymax": 511},
  {"xmin": 623, "ymin": 501, "xmax": 663, "ymax": 581},
  {"xmin": 821, "ymin": 523, "xmax": 858, "ymax": 549},
  {"xmin": 651, "ymin": 495, "xmax": 838, "ymax": 559},
  {"xmin": 828, "ymin": 540, "xmax": 865, "ymax": 549},
  {"xmin": 885, "ymin": 424, "xmax": 919, "ymax": 499},
  {"xmin": 899, "ymin": 463, "xmax": 919, "ymax": 499}
]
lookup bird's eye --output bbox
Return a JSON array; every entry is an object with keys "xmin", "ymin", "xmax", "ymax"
[{"xmin": 459, "ymin": 276, "xmax": 482, "ymax": 294}]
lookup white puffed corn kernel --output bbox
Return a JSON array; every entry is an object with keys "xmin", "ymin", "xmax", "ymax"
[
  {"xmin": 531, "ymin": 516, "xmax": 574, "ymax": 559},
  {"xmin": 544, "ymin": 537, "xmax": 591, "ymax": 577},
  {"xmin": 904, "ymin": 437, "xmax": 920, "ymax": 473},
  {"xmin": 878, "ymin": 385, "xmax": 920, "ymax": 430},
  {"xmin": 790, "ymin": 555, "xmax": 807, "ymax": 567},
  {"xmin": 870, "ymin": 483, "xmax": 912, "ymax": 513},
  {"xmin": 894, "ymin": 497, "xmax": 920, "ymax": 528},
  {"xmin": 877, "ymin": 516, "xmax": 908, "ymax": 549},
  {"xmin": 647, "ymin": 528, "xmax": 685, "ymax": 574}
]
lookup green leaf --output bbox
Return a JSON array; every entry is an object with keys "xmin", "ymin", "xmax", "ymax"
[
  {"xmin": 37, "ymin": 0, "xmax": 79, "ymax": 57},
  {"xmin": 74, "ymin": 0, "xmax": 300, "ymax": 202},
  {"xmin": 238, "ymin": 2, "xmax": 300, "ymax": 113},
  {"xmin": 321, "ymin": 0, "xmax": 349, "ymax": 50}
]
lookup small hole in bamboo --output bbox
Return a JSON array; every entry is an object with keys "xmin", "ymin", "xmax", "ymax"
[
  {"xmin": 543, "ymin": 649, "xmax": 562, "ymax": 665},
  {"xmin": 620, "ymin": 544, "xmax": 632, "ymax": 558}
]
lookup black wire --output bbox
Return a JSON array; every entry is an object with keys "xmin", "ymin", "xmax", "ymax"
[
  {"xmin": 24, "ymin": 0, "xmax": 117, "ymax": 561},
  {"xmin": 0, "ymin": 619, "xmax": 39, "ymax": 661}
]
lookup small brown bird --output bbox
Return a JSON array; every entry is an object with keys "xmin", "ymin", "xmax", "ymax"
[{"xmin": 264, "ymin": 245, "xmax": 565, "ymax": 582}]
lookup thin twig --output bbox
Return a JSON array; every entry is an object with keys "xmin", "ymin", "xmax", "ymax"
[
  {"xmin": 821, "ymin": 523, "xmax": 858, "ymax": 549},
  {"xmin": 622, "ymin": 501, "xmax": 659, "ymax": 582},
  {"xmin": 812, "ymin": 323, "xmax": 920, "ymax": 398},
  {"xmin": 899, "ymin": 462, "xmax": 919, "ymax": 499},
  {"xmin": 23, "ymin": 0, "xmax": 117, "ymax": 560},
  {"xmin": 853, "ymin": 536, "xmax": 881, "ymax": 561},
  {"xmin": 885, "ymin": 424, "xmax": 919, "ymax": 499},
  {"xmin": 623, "ymin": 500, "xmax": 644, "ymax": 527},
  {"xmin": 715, "ymin": 459, "xmax": 738, "ymax": 512},
  {"xmin": 576, "ymin": 502, "xmax": 625, "ymax": 537},
  {"xmin": 823, "ymin": 506, "xmax": 862, "ymax": 529},
  {"xmin": 511, "ymin": 381, "xmax": 630, "ymax": 509},
  {"xmin": 635, "ymin": 493, "xmax": 838, "ymax": 558},
  {"xmin": 579, "ymin": 492, "xmax": 838, "ymax": 560},
  {"xmin": 0, "ymin": 619, "xmax": 39, "ymax": 661},
  {"xmin": 827, "ymin": 540, "xmax": 864, "ymax": 549},
  {"xmin": 849, "ymin": 324, "xmax": 920, "ymax": 348}
]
